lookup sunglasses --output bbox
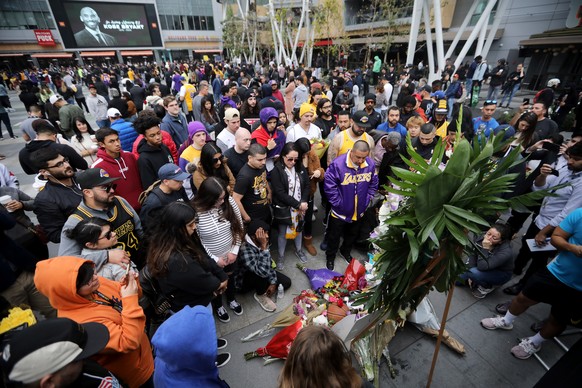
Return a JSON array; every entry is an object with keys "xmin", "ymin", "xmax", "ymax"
[
  {"xmin": 212, "ymin": 155, "xmax": 224, "ymax": 163},
  {"xmin": 95, "ymin": 184, "xmax": 117, "ymax": 193},
  {"xmin": 286, "ymin": 157, "xmax": 298, "ymax": 162},
  {"xmin": 484, "ymin": 100, "xmax": 497, "ymax": 105},
  {"xmin": 46, "ymin": 157, "xmax": 70, "ymax": 169},
  {"xmin": 98, "ymin": 229, "xmax": 114, "ymax": 240}
]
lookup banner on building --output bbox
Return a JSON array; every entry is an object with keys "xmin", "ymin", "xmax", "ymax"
[{"xmin": 34, "ymin": 30, "xmax": 57, "ymax": 46}]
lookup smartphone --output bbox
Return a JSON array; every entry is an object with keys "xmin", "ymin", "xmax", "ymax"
[
  {"xmin": 542, "ymin": 141, "xmax": 561, "ymax": 154},
  {"xmin": 523, "ymin": 98, "xmax": 530, "ymax": 105},
  {"xmin": 549, "ymin": 168, "xmax": 560, "ymax": 177}
]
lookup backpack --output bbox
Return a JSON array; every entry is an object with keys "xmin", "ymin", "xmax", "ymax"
[
  {"xmin": 138, "ymin": 180, "xmax": 162, "ymax": 206},
  {"xmin": 455, "ymin": 84, "xmax": 463, "ymax": 99}
]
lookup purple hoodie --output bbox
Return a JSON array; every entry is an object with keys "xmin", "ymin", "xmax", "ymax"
[{"xmin": 324, "ymin": 151, "xmax": 378, "ymax": 222}]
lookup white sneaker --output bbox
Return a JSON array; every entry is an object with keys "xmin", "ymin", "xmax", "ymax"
[
  {"xmin": 511, "ymin": 338, "xmax": 541, "ymax": 359},
  {"xmin": 254, "ymin": 293, "xmax": 277, "ymax": 312},
  {"xmin": 480, "ymin": 316, "xmax": 513, "ymax": 330}
]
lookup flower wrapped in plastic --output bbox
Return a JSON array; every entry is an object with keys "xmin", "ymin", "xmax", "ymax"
[
  {"xmin": 310, "ymin": 138, "xmax": 330, "ymax": 159},
  {"xmin": 244, "ymin": 319, "xmax": 304, "ymax": 361},
  {"xmin": 296, "ymin": 263, "xmax": 342, "ymax": 291}
]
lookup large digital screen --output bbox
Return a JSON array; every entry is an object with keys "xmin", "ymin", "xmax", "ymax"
[{"xmin": 48, "ymin": 0, "xmax": 163, "ymax": 49}]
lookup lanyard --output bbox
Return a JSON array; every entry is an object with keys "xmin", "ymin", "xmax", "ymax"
[{"xmin": 91, "ymin": 290, "xmax": 123, "ymax": 313}]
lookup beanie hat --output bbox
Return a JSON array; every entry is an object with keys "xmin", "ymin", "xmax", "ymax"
[
  {"xmin": 259, "ymin": 107, "xmax": 278, "ymax": 128},
  {"xmin": 299, "ymin": 103, "xmax": 315, "ymax": 118}
]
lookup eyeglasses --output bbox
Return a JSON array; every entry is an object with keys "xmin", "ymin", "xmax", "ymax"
[
  {"xmin": 98, "ymin": 229, "xmax": 114, "ymax": 240},
  {"xmin": 46, "ymin": 157, "xmax": 70, "ymax": 169},
  {"xmin": 286, "ymin": 157, "xmax": 298, "ymax": 162},
  {"xmin": 212, "ymin": 155, "xmax": 224, "ymax": 163},
  {"xmin": 94, "ymin": 184, "xmax": 117, "ymax": 193}
]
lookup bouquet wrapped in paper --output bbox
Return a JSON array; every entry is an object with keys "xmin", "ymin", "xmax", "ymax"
[
  {"xmin": 244, "ymin": 320, "xmax": 304, "ymax": 361},
  {"xmin": 297, "ymin": 263, "xmax": 342, "ymax": 291},
  {"xmin": 310, "ymin": 138, "xmax": 330, "ymax": 159}
]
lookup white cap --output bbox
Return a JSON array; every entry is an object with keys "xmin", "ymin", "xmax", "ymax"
[
  {"xmin": 49, "ymin": 95, "xmax": 63, "ymax": 105},
  {"xmin": 107, "ymin": 108, "xmax": 121, "ymax": 118},
  {"xmin": 547, "ymin": 78, "xmax": 561, "ymax": 88}
]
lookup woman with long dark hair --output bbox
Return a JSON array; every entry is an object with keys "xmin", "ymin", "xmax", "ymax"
[
  {"xmin": 270, "ymin": 142, "xmax": 310, "ymax": 269},
  {"xmin": 200, "ymin": 95, "xmax": 220, "ymax": 133},
  {"xmin": 70, "ymin": 116, "xmax": 98, "ymax": 164},
  {"xmin": 192, "ymin": 142, "xmax": 236, "ymax": 193},
  {"xmin": 193, "ymin": 177, "xmax": 244, "ymax": 323},
  {"xmin": 147, "ymin": 201, "xmax": 228, "ymax": 311},
  {"xmin": 239, "ymin": 89, "xmax": 260, "ymax": 130},
  {"xmin": 512, "ymin": 111, "xmax": 538, "ymax": 151}
]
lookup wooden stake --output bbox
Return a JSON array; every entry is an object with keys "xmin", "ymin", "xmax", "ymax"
[{"xmin": 426, "ymin": 284, "xmax": 455, "ymax": 388}]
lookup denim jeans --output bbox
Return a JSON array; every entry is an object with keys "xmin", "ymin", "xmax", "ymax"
[
  {"xmin": 447, "ymin": 97, "xmax": 456, "ymax": 120},
  {"xmin": 486, "ymin": 85, "xmax": 501, "ymax": 102},
  {"xmin": 500, "ymin": 83, "xmax": 520, "ymax": 107},
  {"xmin": 459, "ymin": 267, "xmax": 512, "ymax": 288},
  {"xmin": 0, "ymin": 112, "xmax": 14, "ymax": 138}
]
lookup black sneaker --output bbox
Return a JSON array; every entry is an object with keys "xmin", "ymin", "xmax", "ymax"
[
  {"xmin": 216, "ymin": 306, "xmax": 230, "ymax": 323},
  {"xmin": 326, "ymin": 259, "xmax": 334, "ymax": 270},
  {"xmin": 216, "ymin": 352, "xmax": 231, "ymax": 368},
  {"xmin": 495, "ymin": 301, "xmax": 511, "ymax": 315},
  {"xmin": 217, "ymin": 338, "xmax": 227, "ymax": 349},
  {"xmin": 338, "ymin": 251, "xmax": 353, "ymax": 265},
  {"xmin": 228, "ymin": 299, "xmax": 243, "ymax": 315}
]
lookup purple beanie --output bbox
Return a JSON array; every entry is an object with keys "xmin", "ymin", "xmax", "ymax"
[{"xmin": 188, "ymin": 121, "xmax": 211, "ymax": 142}]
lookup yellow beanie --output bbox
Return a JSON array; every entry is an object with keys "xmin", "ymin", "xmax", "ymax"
[{"xmin": 299, "ymin": 103, "xmax": 315, "ymax": 118}]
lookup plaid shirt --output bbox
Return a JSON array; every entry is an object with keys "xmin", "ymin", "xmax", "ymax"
[{"xmin": 234, "ymin": 237, "xmax": 277, "ymax": 290}]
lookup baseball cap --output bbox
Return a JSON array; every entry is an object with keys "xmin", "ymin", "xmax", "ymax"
[
  {"xmin": 76, "ymin": 168, "xmax": 120, "ymax": 190},
  {"xmin": 270, "ymin": 80, "xmax": 278, "ymax": 86},
  {"xmin": 352, "ymin": 110, "xmax": 372, "ymax": 128},
  {"xmin": 179, "ymin": 76, "xmax": 186, "ymax": 81},
  {"xmin": 88, "ymin": 84, "xmax": 96, "ymax": 89},
  {"xmin": 224, "ymin": 108, "xmax": 240, "ymax": 121},
  {"xmin": 547, "ymin": 78, "xmax": 560, "ymax": 88},
  {"xmin": 421, "ymin": 85, "xmax": 432, "ymax": 93},
  {"xmin": 431, "ymin": 91, "xmax": 445, "ymax": 100},
  {"xmin": 434, "ymin": 99, "xmax": 448, "ymax": 114},
  {"xmin": 158, "ymin": 163, "xmax": 190, "ymax": 181},
  {"xmin": 49, "ymin": 95, "xmax": 63, "ymax": 105},
  {"xmin": 107, "ymin": 108, "xmax": 121, "ymax": 118},
  {"xmin": 2, "ymin": 318, "xmax": 109, "ymax": 384}
]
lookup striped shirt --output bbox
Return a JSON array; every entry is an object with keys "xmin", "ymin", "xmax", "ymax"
[{"xmin": 196, "ymin": 196, "xmax": 243, "ymax": 261}]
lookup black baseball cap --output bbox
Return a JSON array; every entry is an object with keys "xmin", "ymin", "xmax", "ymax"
[
  {"xmin": 2, "ymin": 318, "xmax": 109, "ymax": 384},
  {"xmin": 352, "ymin": 111, "xmax": 372, "ymax": 128},
  {"xmin": 76, "ymin": 168, "xmax": 120, "ymax": 190}
]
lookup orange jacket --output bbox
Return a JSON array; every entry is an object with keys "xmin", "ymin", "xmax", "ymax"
[{"xmin": 34, "ymin": 256, "xmax": 153, "ymax": 388}]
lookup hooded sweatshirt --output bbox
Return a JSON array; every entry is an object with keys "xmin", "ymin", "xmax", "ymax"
[
  {"xmin": 34, "ymin": 256, "xmax": 154, "ymax": 387},
  {"xmin": 136, "ymin": 138, "xmax": 175, "ymax": 189},
  {"xmin": 91, "ymin": 148, "xmax": 143, "ymax": 211},
  {"xmin": 152, "ymin": 305, "xmax": 229, "ymax": 388},
  {"xmin": 18, "ymin": 139, "xmax": 88, "ymax": 175}
]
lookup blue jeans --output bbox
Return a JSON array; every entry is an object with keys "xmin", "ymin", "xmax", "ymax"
[
  {"xmin": 500, "ymin": 83, "xmax": 520, "ymax": 107},
  {"xmin": 459, "ymin": 267, "xmax": 512, "ymax": 288},
  {"xmin": 447, "ymin": 97, "xmax": 456, "ymax": 120},
  {"xmin": 0, "ymin": 112, "xmax": 14, "ymax": 138},
  {"xmin": 486, "ymin": 85, "xmax": 501, "ymax": 102}
]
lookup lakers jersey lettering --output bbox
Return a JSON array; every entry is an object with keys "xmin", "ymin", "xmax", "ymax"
[{"xmin": 341, "ymin": 172, "xmax": 372, "ymax": 185}]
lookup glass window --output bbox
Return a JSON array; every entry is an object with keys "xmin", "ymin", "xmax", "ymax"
[
  {"xmin": 159, "ymin": 14, "xmax": 168, "ymax": 30},
  {"xmin": 44, "ymin": 11, "xmax": 55, "ymax": 29},
  {"xmin": 200, "ymin": 16, "xmax": 208, "ymax": 30},
  {"xmin": 207, "ymin": 16, "xmax": 214, "ymax": 30},
  {"xmin": 0, "ymin": 12, "xmax": 6, "ymax": 29},
  {"xmin": 193, "ymin": 15, "xmax": 201, "ymax": 30},
  {"xmin": 25, "ymin": 11, "xmax": 37, "ymax": 28},
  {"xmin": 181, "ymin": 15, "xmax": 189, "ymax": 30}
]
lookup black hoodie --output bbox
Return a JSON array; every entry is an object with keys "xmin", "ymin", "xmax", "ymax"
[
  {"xmin": 136, "ymin": 138, "xmax": 174, "ymax": 189},
  {"xmin": 18, "ymin": 139, "xmax": 88, "ymax": 175}
]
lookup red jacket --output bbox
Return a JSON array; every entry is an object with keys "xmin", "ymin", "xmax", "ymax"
[
  {"xmin": 132, "ymin": 131, "xmax": 178, "ymax": 164},
  {"xmin": 91, "ymin": 148, "xmax": 143, "ymax": 212}
]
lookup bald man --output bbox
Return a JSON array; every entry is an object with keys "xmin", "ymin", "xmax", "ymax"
[
  {"xmin": 224, "ymin": 128, "xmax": 252, "ymax": 176},
  {"xmin": 73, "ymin": 7, "xmax": 117, "ymax": 47}
]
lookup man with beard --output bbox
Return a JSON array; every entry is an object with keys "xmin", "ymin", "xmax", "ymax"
[
  {"xmin": 328, "ymin": 111, "xmax": 375, "ymax": 165},
  {"xmin": 31, "ymin": 148, "xmax": 83, "ymax": 243},
  {"xmin": 377, "ymin": 106, "xmax": 407, "ymax": 138},
  {"xmin": 357, "ymin": 94, "xmax": 382, "ymax": 131},
  {"xmin": 313, "ymin": 98, "xmax": 336, "ymax": 140},
  {"xmin": 58, "ymin": 168, "xmax": 143, "ymax": 265}
]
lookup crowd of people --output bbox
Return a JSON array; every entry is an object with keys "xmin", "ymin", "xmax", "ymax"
[{"xmin": 0, "ymin": 57, "xmax": 581, "ymax": 387}]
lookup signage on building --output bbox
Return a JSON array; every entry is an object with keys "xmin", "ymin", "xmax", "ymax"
[{"xmin": 34, "ymin": 30, "xmax": 57, "ymax": 46}]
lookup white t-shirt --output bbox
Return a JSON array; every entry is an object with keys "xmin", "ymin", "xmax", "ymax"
[
  {"xmin": 216, "ymin": 130, "xmax": 236, "ymax": 153},
  {"xmin": 285, "ymin": 123, "xmax": 322, "ymax": 143}
]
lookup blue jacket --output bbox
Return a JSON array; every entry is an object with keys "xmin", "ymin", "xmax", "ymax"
[
  {"xmin": 445, "ymin": 80, "xmax": 461, "ymax": 99},
  {"xmin": 110, "ymin": 118, "xmax": 138, "ymax": 152},
  {"xmin": 160, "ymin": 112, "xmax": 189, "ymax": 148},
  {"xmin": 377, "ymin": 122, "xmax": 407, "ymax": 138},
  {"xmin": 324, "ymin": 151, "xmax": 378, "ymax": 223}
]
